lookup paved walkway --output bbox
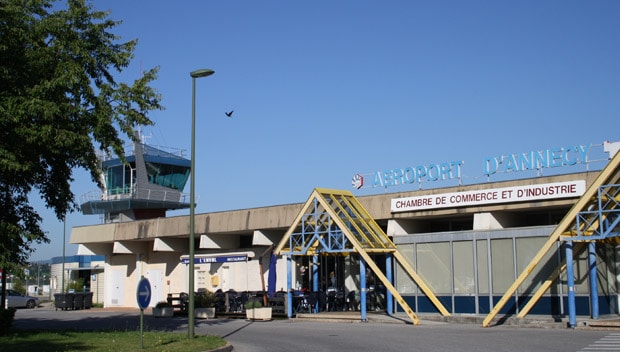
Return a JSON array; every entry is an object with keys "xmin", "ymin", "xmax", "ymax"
[
  {"xmin": 293, "ymin": 310, "xmax": 620, "ymax": 329},
  {"xmin": 14, "ymin": 301, "xmax": 620, "ymax": 331}
]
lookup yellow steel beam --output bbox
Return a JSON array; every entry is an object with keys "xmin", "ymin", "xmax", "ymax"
[
  {"xmin": 517, "ymin": 242, "xmax": 586, "ymax": 318},
  {"xmin": 363, "ymin": 248, "xmax": 398, "ymax": 253},
  {"xmin": 524, "ymin": 199, "xmax": 618, "ymax": 316},
  {"xmin": 279, "ymin": 187, "xmax": 452, "ymax": 324},
  {"xmin": 357, "ymin": 248, "xmax": 420, "ymax": 325},
  {"xmin": 321, "ymin": 188, "xmax": 451, "ymax": 319},
  {"xmin": 338, "ymin": 195, "xmax": 392, "ymax": 248},
  {"xmin": 321, "ymin": 196, "xmax": 422, "ymax": 324},
  {"xmin": 392, "ymin": 250, "xmax": 452, "ymax": 316},
  {"xmin": 482, "ymin": 151, "xmax": 620, "ymax": 327},
  {"xmin": 517, "ymin": 195, "xmax": 618, "ymax": 318},
  {"xmin": 275, "ymin": 190, "xmax": 322, "ymax": 254},
  {"xmin": 325, "ymin": 194, "xmax": 381, "ymax": 248}
]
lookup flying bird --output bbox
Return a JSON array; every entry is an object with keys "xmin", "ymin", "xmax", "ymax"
[{"xmin": 225, "ymin": 110, "xmax": 234, "ymax": 117}]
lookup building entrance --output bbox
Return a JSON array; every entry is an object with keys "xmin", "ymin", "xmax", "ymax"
[{"xmin": 275, "ymin": 188, "xmax": 451, "ymax": 324}]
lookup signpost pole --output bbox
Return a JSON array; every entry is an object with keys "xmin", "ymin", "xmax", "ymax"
[
  {"xmin": 140, "ymin": 308, "xmax": 144, "ymax": 349},
  {"xmin": 136, "ymin": 276, "xmax": 151, "ymax": 350}
]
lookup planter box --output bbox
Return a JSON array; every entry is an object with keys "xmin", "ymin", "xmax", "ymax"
[
  {"xmin": 152, "ymin": 307, "xmax": 174, "ymax": 318},
  {"xmin": 195, "ymin": 307, "xmax": 216, "ymax": 319},
  {"xmin": 246, "ymin": 307, "xmax": 272, "ymax": 321}
]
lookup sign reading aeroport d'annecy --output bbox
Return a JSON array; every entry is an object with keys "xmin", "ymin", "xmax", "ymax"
[
  {"xmin": 352, "ymin": 144, "xmax": 593, "ymax": 190},
  {"xmin": 391, "ymin": 180, "xmax": 585, "ymax": 212}
]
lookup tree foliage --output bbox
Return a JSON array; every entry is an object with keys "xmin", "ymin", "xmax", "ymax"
[{"xmin": 0, "ymin": 0, "xmax": 163, "ymax": 272}]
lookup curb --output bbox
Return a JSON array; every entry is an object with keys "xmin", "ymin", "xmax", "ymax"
[{"xmin": 207, "ymin": 342, "xmax": 233, "ymax": 352}]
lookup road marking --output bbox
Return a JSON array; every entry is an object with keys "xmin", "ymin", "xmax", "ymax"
[{"xmin": 581, "ymin": 334, "xmax": 620, "ymax": 351}]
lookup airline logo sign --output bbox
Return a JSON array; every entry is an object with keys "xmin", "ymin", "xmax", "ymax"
[
  {"xmin": 352, "ymin": 174, "xmax": 364, "ymax": 189},
  {"xmin": 391, "ymin": 180, "xmax": 585, "ymax": 212}
]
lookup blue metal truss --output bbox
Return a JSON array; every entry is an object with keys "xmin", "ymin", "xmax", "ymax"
[
  {"xmin": 276, "ymin": 188, "xmax": 452, "ymax": 323},
  {"xmin": 286, "ymin": 198, "xmax": 354, "ymax": 255},
  {"xmin": 566, "ymin": 183, "xmax": 620, "ymax": 242},
  {"xmin": 562, "ymin": 182, "xmax": 620, "ymax": 327}
]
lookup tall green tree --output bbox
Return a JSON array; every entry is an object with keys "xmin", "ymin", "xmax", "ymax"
[{"xmin": 0, "ymin": 0, "xmax": 163, "ymax": 273}]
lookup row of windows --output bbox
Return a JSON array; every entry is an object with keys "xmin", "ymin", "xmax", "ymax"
[
  {"xmin": 395, "ymin": 237, "xmax": 615, "ymax": 296},
  {"xmin": 104, "ymin": 162, "xmax": 190, "ymax": 193}
]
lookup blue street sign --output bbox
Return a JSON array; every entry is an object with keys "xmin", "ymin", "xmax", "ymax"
[
  {"xmin": 181, "ymin": 254, "xmax": 247, "ymax": 264},
  {"xmin": 136, "ymin": 277, "xmax": 151, "ymax": 310}
]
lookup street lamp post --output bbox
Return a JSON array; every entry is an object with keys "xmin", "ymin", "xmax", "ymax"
[
  {"xmin": 62, "ymin": 219, "xmax": 66, "ymax": 294},
  {"xmin": 188, "ymin": 68, "xmax": 214, "ymax": 338}
]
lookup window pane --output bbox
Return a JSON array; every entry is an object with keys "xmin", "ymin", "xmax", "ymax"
[
  {"xmin": 477, "ymin": 240, "xmax": 489, "ymax": 294},
  {"xmin": 417, "ymin": 242, "xmax": 451, "ymax": 294},
  {"xmin": 516, "ymin": 237, "xmax": 557, "ymax": 295},
  {"xmin": 599, "ymin": 245, "xmax": 617, "ymax": 295},
  {"xmin": 453, "ymin": 241, "xmax": 475, "ymax": 294},
  {"xmin": 491, "ymin": 239, "xmax": 514, "ymax": 294},
  {"xmin": 395, "ymin": 244, "xmax": 416, "ymax": 293}
]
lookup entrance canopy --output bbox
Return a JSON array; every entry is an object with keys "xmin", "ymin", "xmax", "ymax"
[
  {"xmin": 275, "ymin": 188, "xmax": 394, "ymax": 255},
  {"xmin": 275, "ymin": 188, "xmax": 450, "ymax": 324}
]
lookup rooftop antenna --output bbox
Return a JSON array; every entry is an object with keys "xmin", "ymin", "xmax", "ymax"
[
  {"xmin": 135, "ymin": 61, "xmax": 152, "ymax": 146},
  {"xmin": 140, "ymin": 130, "xmax": 152, "ymax": 145}
]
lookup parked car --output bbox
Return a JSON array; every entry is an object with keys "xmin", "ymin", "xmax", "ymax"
[{"xmin": 5, "ymin": 289, "xmax": 39, "ymax": 308}]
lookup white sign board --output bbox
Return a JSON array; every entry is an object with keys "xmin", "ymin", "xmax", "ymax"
[{"xmin": 391, "ymin": 180, "xmax": 586, "ymax": 213}]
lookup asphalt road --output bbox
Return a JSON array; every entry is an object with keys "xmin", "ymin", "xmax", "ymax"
[{"xmin": 12, "ymin": 305, "xmax": 617, "ymax": 352}]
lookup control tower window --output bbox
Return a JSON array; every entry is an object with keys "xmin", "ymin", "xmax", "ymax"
[
  {"xmin": 105, "ymin": 163, "xmax": 135, "ymax": 195},
  {"xmin": 145, "ymin": 162, "xmax": 190, "ymax": 190}
]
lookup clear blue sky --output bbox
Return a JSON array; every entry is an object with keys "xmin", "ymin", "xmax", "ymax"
[{"xmin": 30, "ymin": 0, "xmax": 620, "ymax": 261}]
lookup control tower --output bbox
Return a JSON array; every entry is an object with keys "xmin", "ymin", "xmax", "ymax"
[{"xmin": 80, "ymin": 139, "xmax": 191, "ymax": 223}]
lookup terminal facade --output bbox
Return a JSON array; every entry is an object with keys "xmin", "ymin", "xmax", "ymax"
[{"xmin": 62, "ymin": 139, "xmax": 620, "ymax": 321}]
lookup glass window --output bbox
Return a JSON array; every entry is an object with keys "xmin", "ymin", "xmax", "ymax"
[
  {"xmin": 105, "ymin": 164, "xmax": 133, "ymax": 195},
  {"xmin": 145, "ymin": 162, "xmax": 190, "ymax": 190},
  {"xmin": 516, "ymin": 237, "xmax": 558, "ymax": 295},
  {"xmin": 491, "ymin": 239, "xmax": 514, "ymax": 294},
  {"xmin": 417, "ymin": 242, "xmax": 451, "ymax": 294},
  {"xmin": 477, "ymin": 239, "xmax": 490, "ymax": 294},
  {"xmin": 395, "ymin": 244, "xmax": 416, "ymax": 293},
  {"xmin": 598, "ymin": 244, "xmax": 617, "ymax": 295},
  {"xmin": 453, "ymin": 241, "xmax": 475, "ymax": 294}
]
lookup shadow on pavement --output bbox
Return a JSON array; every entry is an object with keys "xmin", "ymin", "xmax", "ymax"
[{"xmin": 12, "ymin": 304, "xmax": 243, "ymax": 333}]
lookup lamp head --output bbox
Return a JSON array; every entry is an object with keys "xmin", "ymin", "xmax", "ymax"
[{"xmin": 190, "ymin": 68, "xmax": 215, "ymax": 78}]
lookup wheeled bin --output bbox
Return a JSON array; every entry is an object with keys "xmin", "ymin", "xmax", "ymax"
[
  {"xmin": 73, "ymin": 292, "xmax": 84, "ymax": 309},
  {"xmin": 82, "ymin": 292, "xmax": 93, "ymax": 309},
  {"xmin": 54, "ymin": 293, "xmax": 75, "ymax": 311}
]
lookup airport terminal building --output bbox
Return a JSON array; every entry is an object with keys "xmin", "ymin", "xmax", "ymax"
[{"xmin": 62, "ymin": 140, "xmax": 620, "ymax": 323}]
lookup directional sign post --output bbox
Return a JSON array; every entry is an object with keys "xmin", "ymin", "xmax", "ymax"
[
  {"xmin": 136, "ymin": 277, "xmax": 151, "ymax": 349},
  {"xmin": 137, "ymin": 277, "xmax": 151, "ymax": 309}
]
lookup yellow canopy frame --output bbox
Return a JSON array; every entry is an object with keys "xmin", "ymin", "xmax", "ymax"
[{"xmin": 275, "ymin": 188, "xmax": 450, "ymax": 325}]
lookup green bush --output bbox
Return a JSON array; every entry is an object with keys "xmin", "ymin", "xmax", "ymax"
[
  {"xmin": 66, "ymin": 278, "xmax": 85, "ymax": 292},
  {"xmin": 195, "ymin": 290, "xmax": 216, "ymax": 308},
  {"xmin": 11, "ymin": 279, "xmax": 25, "ymax": 295},
  {"xmin": 0, "ymin": 308, "xmax": 16, "ymax": 336},
  {"xmin": 244, "ymin": 300, "xmax": 262, "ymax": 309}
]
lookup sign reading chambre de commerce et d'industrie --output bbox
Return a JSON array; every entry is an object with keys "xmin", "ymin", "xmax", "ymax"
[
  {"xmin": 349, "ymin": 141, "xmax": 620, "ymax": 212},
  {"xmin": 390, "ymin": 180, "xmax": 585, "ymax": 212}
]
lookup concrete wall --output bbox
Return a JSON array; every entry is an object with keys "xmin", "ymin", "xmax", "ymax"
[{"xmin": 67, "ymin": 171, "xmax": 603, "ymax": 308}]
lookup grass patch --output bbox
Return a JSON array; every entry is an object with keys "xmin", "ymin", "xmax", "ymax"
[{"xmin": 0, "ymin": 330, "xmax": 227, "ymax": 352}]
